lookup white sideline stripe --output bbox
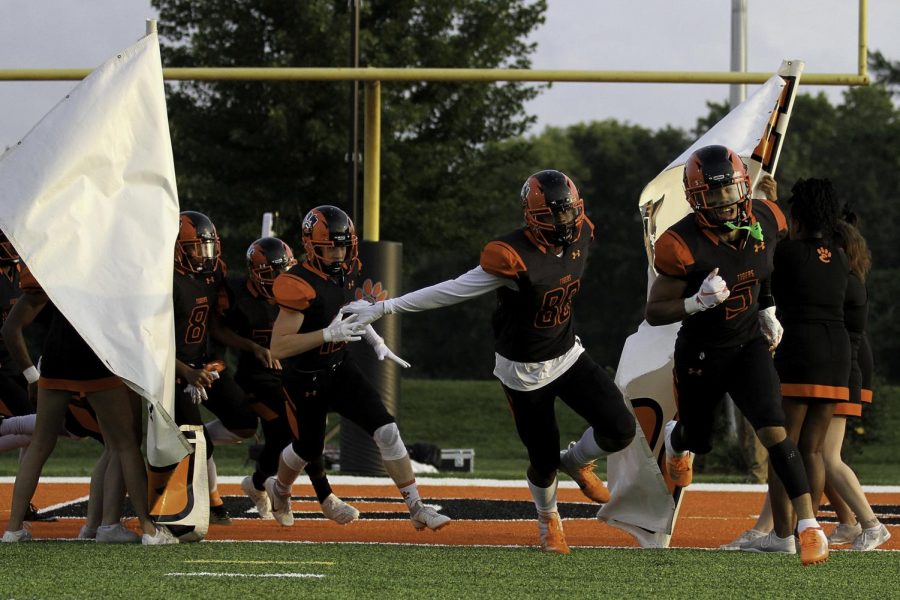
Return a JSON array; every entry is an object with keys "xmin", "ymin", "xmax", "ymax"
[
  {"xmin": 167, "ymin": 572, "xmax": 324, "ymax": 579},
  {"xmin": 7, "ymin": 476, "xmax": 900, "ymax": 493}
]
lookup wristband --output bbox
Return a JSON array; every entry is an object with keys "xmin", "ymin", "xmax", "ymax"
[
  {"xmin": 23, "ymin": 366, "xmax": 40, "ymax": 384},
  {"xmin": 683, "ymin": 296, "xmax": 704, "ymax": 316}
]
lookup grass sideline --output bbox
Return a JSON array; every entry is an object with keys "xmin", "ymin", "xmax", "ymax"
[
  {"xmin": 1, "ymin": 379, "xmax": 898, "ymax": 484},
  {"xmin": 0, "ymin": 541, "xmax": 896, "ymax": 599}
]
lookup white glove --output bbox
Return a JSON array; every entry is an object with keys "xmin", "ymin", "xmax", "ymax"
[
  {"xmin": 758, "ymin": 306, "xmax": 783, "ymax": 350},
  {"xmin": 184, "ymin": 383, "xmax": 208, "ymax": 404},
  {"xmin": 362, "ymin": 324, "xmax": 411, "ymax": 368},
  {"xmin": 685, "ymin": 268, "xmax": 730, "ymax": 315},
  {"xmin": 322, "ymin": 313, "xmax": 366, "ymax": 343},
  {"xmin": 373, "ymin": 342, "xmax": 411, "ymax": 368},
  {"xmin": 343, "ymin": 299, "xmax": 392, "ymax": 325}
]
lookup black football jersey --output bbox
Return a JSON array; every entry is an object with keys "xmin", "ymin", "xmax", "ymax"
[
  {"xmin": 173, "ymin": 265, "xmax": 228, "ymax": 366},
  {"xmin": 271, "ymin": 261, "xmax": 358, "ymax": 371},
  {"xmin": 479, "ymin": 220, "xmax": 594, "ymax": 362},
  {"xmin": 654, "ymin": 199, "xmax": 788, "ymax": 348},
  {"xmin": 772, "ymin": 237, "xmax": 848, "ymax": 325},
  {"xmin": 223, "ymin": 275, "xmax": 281, "ymax": 378}
]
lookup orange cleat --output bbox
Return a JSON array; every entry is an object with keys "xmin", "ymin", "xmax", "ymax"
[
  {"xmin": 537, "ymin": 511, "xmax": 570, "ymax": 554},
  {"xmin": 559, "ymin": 447, "xmax": 610, "ymax": 504},
  {"xmin": 798, "ymin": 527, "xmax": 829, "ymax": 566},
  {"xmin": 666, "ymin": 452, "xmax": 694, "ymax": 487}
]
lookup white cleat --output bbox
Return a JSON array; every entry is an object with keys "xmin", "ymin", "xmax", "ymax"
[
  {"xmin": 851, "ymin": 524, "xmax": 891, "ymax": 551},
  {"xmin": 827, "ymin": 522, "xmax": 862, "ymax": 545},
  {"xmin": 141, "ymin": 525, "xmax": 179, "ymax": 545},
  {"xmin": 241, "ymin": 476, "xmax": 273, "ymax": 520},
  {"xmin": 719, "ymin": 528, "xmax": 768, "ymax": 550},
  {"xmin": 740, "ymin": 531, "xmax": 797, "ymax": 554},
  {"xmin": 265, "ymin": 477, "xmax": 295, "ymax": 527},
  {"xmin": 410, "ymin": 501, "xmax": 450, "ymax": 531},
  {"xmin": 96, "ymin": 523, "xmax": 141, "ymax": 544},
  {"xmin": 2, "ymin": 525, "xmax": 32, "ymax": 543},
  {"xmin": 321, "ymin": 493, "xmax": 359, "ymax": 524}
]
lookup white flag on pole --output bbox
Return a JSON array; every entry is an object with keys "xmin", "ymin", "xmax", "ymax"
[
  {"xmin": 598, "ymin": 60, "xmax": 804, "ymax": 546},
  {"xmin": 0, "ymin": 33, "xmax": 189, "ymax": 466}
]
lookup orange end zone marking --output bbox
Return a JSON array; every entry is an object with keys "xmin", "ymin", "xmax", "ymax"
[{"xmin": 2, "ymin": 480, "xmax": 898, "ymax": 551}]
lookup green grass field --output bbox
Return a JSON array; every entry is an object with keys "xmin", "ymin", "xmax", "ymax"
[
  {"xmin": 3, "ymin": 379, "xmax": 897, "ymax": 599},
  {"xmin": 0, "ymin": 541, "xmax": 896, "ymax": 599}
]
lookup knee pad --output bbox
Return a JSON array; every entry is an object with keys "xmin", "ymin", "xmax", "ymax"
[
  {"xmin": 373, "ymin": 423, "xmax": 407, "ymax": 461},
  {"xmin": 767, "ymin": 439, "xmax": 810, "ymax": 499},
  {"xmin": 281, "ymin": 443, "xmax": 308, "ymax": 472}
]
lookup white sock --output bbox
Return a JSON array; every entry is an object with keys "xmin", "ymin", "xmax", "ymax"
[
  {"xmin": 566, "ymin": 427, "xmax": 608, "ymax": 464},
  {"xmin": 0, "ymin": 414, "xmax": 36, "ymax": 436},
  {"xmin": 204, "ymin": 419, "xmax": 244, "ymax": 445},
  {"xmin": 797, "ymin": 518, "xmax": 819, "ymax": 533},
  {"xmin": 207, "ymin": 457, "xmax": 218, "ymax": 494},
  {"xmin": 527, "ymin": 477, "xmax": 558, "ymax": 514},
  {"xmin": 664, "ymin": 420, "xmax": 688, "ymax": 456},
  {"xmin": 399, "ymin": 482, "xmax": 421, "ymax": 511},
  {"xmin": 0, "ymin": 434, "xmax": 31, "ymax": 452}
]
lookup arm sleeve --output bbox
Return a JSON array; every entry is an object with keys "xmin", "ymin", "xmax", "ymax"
[{"xmin": 389, "ymin": 266, "xmax": 510, "ymax": 314}]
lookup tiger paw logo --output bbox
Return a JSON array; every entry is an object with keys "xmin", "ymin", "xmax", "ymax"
[
  {"xmin": 355, "ymin": 278, "xmax": 389, "ymax": 302},
  {"xmin": 817, "ymin": 247, "xmax": 832, "ymax": 263}
]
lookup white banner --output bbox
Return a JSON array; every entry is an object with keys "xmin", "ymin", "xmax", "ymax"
[
  {"xmin": 0, "ymin": 33, "xmax": 189, "ymax": 466},
  {"xmin": 599, "ymin": 60, "xmax": 804, "ymax": 546}
]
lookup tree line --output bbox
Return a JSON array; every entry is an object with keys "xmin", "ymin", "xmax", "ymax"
[{"xmin": 152, "ymin": 0, "xmax": 900, "ymax": 382}]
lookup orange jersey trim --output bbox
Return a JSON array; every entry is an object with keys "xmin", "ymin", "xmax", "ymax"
[
  {"xmin": 780, "ymin": 383, "xmax": 849, "ymax": 401},
  {"xmin": 861, "ymin": 389, "xmax": 873, "ymax": 403},
  {"xmin": 273, "ymin": 273, "xmax": 316, "ymax": 312},
  {"xmin": 481, "ymin": 241, "xmax": 527, "ymax": 279},
  {"xmin": 759, "ymin": 198, "xmax": 788, "ymax": 234},
  {"xmin": 654, "ymin": 230, "xmax": 695, "ymax": 276},
  {"xmin": 39, "ymin": 376, "xmax": 124, "ymax": 393},
  {"xmin": 833, "ymin": 402, "xmax": 862, "ymax": 418}
]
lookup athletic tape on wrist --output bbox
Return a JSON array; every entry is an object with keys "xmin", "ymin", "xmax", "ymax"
[{"xmin": 23, "ymin": 366, "xmax": 40, "ymax": 384}]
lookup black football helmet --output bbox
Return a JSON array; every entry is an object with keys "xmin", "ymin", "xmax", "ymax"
[
  {"xmin": 521, "ymin": 170, "xmax": 585, "ymax": 247},
  {"xmin": 301, "ymin": 205, "xmax": 359, "ymax": 279},
  {"xmin": 683, "ymin": 145, "xmax": 753, "ymax": 231},
  {"xmin": 246, "ymin": 237, "xmax": 297, "ymax": 298},
  {"xmin": 0, "ymin": 231, "xmax": 19, "ymax": 265},
  {"xmin": 175, "ymin": 211, "xmax": 221, "ymax": 274}
]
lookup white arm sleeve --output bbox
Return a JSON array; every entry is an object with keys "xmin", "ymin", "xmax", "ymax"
[{"xmin": 388, "ymin": 266, "xmax": 513, "ymax": 314}]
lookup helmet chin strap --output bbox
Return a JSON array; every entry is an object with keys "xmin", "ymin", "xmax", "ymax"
[{"xmin": 724, "ymin": 220, "xmax": 764, "ymax": 241}]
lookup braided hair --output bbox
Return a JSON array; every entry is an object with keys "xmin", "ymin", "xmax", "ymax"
[{"xmin": 787, "ymin": 178, "xmax": 840, "ymax": 238}]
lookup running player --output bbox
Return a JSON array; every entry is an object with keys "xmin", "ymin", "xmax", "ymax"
[{"xmin": 344, "ymin": 171, "xmax": 636, "ymax": 554}]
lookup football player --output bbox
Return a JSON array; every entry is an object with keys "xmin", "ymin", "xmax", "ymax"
[
  {"xmin": 171, "ymin": 211, "xmax": 259, "ymax": 526},
  {"xmin": 222, "ymin": 236, "xmax": 356, "ymax": 523},
  {"xmin": 343, "ymin": 171, "xmax": 636, "ymax": 554},
  {"xmin": 264, "ymin": 206, "xmax": 449, "ymax": 530},
  {"xmin": 644, "ymin": 145, "xmax": 828, "ymax": 565}
]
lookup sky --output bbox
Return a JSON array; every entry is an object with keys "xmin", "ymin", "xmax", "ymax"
[{"xmin": 1, "ymin": 0, "xmax": 899, "ymax": 149}]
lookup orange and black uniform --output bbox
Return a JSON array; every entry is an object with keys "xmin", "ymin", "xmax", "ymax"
[
  {"xmin": 0, "ymin": 262, "xmax": 32, "ymax": 417},
  {"xmin": 771, "ymin": 237, "xmax": 850, "ymax": 403},
  {"xmin": 481, "ymin": 223, "xmax": 634, "ymax": 476},
  {"xmin": 654, "ymin": 198, "xmax": 788, "ymax": 453},
  {"xmin": 222, "ymin": 275, "xmax": 291, "ymax": 482},
  {"xmin": 273, "ymin": 261, "xmax": 394, "ymax": 461},
  {"xmin": 836, "ymin": 273, "xmax": 873, "ymax": 417},
  {"xmin": 172, "ymin": 264, "xmax": 255, "ymax": 442}
]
